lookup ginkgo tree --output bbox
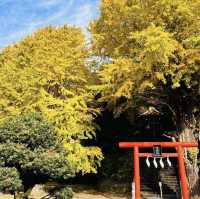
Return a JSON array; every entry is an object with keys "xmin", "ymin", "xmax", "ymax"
[
  {"xmin": 90, "ymin": 0, "xmax": 200, "ymax": 197},
  {"xmin": 0, "ymin": 25, "xmax": 103, "ymax": 174}
]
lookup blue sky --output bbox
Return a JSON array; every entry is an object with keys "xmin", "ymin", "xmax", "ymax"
[{"xmin": 0, "ymin": 0, "xmax": 100, "ymax": 48}]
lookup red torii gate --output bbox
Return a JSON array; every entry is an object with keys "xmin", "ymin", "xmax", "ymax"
[{"xmin": 119, "ymin": 142, "xmax": 198, "ymax": 199}]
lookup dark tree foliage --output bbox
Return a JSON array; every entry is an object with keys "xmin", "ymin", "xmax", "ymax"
[
  {"xmin": 0, "ymin": 167, "xmax": 22, "ymax": 193},
  {"xmin": 0, "ymin": 113, "xmax": 74, "ymax": 196}
]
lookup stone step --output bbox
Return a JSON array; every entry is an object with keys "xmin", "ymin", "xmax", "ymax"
[
  {"xmin": 137, "ymin": 159, "xmax": 180, "ymax": 199},
  {"xmin": 142, "ymin": 194, "xmax": 178, "ymax": 197}
]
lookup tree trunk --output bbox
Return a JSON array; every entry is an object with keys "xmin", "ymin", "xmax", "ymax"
[{"xmin": 179, "ymin": 119, "xmax": 200, "ymax": 199}]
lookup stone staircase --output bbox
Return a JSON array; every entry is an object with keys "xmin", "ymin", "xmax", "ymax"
[{"xmin": 140, "ymin": 159, "xmax": 181, "ymax": 199}]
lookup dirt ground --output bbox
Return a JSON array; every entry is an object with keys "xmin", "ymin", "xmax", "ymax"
[
  {"xmin": 0, "ymin": 193, "xmax": 128, "ymax": 199},
  {"xmin": 72, "ymin": 184, "xmax": 129, "ymax": 199},
  {"xmin": 0, "ymin": 194, "xmax": 12, "ymax": 199},
  {"xmin": 73, "ymin": 193, "xmax": 127, "ymax": 199},
  {"xmin": 0, "ymin": 186, "xmax": 129, "ymax": 199},
  {"xmin": 73, "ymin": 189, "xmax": 128, "ymax": 199}
]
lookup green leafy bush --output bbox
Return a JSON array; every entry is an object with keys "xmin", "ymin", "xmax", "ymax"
[
  {"xmin": 0, "ymin": 113, "xmax": 74, "ymax": 195},
  {"xmin": 0, "ymin": 112, "xmax": 58, "ymax": 150},
  {"xmin": 0, "ymin": 167, "xmax": 22, "ymax": 193},
  {"xmin": 54, "ymin": 187, "xmax": 73, "ymax": 199}
]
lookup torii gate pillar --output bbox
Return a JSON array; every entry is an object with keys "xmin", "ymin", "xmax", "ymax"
[
  {"xmin": 134, "ymin": 146, "xmax": 140, "ymax": 199},
  {"xmin": 119, "ymin": 142, "xmax": 198, "ymax": 199}
]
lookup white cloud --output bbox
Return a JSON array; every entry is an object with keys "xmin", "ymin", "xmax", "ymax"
[
  {"xmin": 0, "ymin": 29, "xmax": 27, "ymax": 48},
  {"xmin": 12, "ymin": 0, "xmax": 74, "ymax": 40},
  {"xmin": 29, "ymin": 9, "xmax": 67, "ymax": 28},
  {"xmin": 0, "ymin": 10, "xmax": 67, "ymax": 47},
  {"xmin": 38, "ymin": 0, "xmax": 64, "ymax": 8},
  {"xmin": 0, "ymin": 0, "xmax": 99, "ymax": 48},
  {"xmin": 68, "ymin": 3, "xmax": 94, "ymax": 29},
  {"xmin": 30, "ymin": 0, "xmax": 74, "ymax": 27}
]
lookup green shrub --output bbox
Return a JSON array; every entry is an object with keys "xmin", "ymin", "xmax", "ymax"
[
  {"xmin": 54, "ymin": 187, "xmax": 73, "ymax": 199},
  {"xmin": 0, "ymin": 167, "xmax": 22, "ymax": 193},
  {"xmin": 0, "ymin": 113, "xmax": 75, "ymax": 195}
]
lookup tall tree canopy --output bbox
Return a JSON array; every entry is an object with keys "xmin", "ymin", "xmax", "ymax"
[
  {"xmin": 0, "ymin": 26, "xmax": 102, "ymax": 174},
  {"xmin": 91, "ymin": 0, "xmax": 200, "ymax": 196},
  {"xmin": 90, "ymin": 0, "xmax": 200, "ymax": 113}
]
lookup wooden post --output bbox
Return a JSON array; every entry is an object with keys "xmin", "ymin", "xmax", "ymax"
[
  {"xmin": 132, "ymin": 181, "xmax": 135, "ymax": 199},
  {"xmin": 177, "ymin": 146, "xmax": 190, "ymax": 199},
  {"xmin": 134, "ymin": 146, "xmax": 140, "ymax": 199}
]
